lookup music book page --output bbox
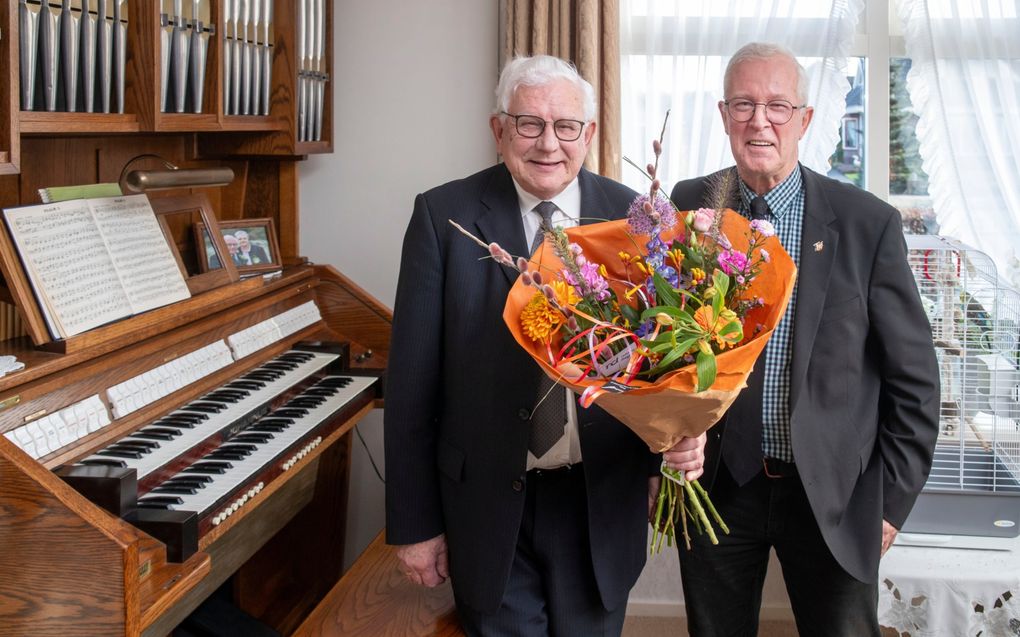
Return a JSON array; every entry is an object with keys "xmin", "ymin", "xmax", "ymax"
[
  {"xmin": 3, "ymin": 196, "xmax": 191, "ymax": 339},
  {"xmin": 90, "ymin": 195, "xmax": 191, "ymax": 313}
]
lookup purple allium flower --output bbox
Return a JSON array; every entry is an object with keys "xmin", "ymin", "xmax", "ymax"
[
  {"xmin": 627, "ymin": 193, "xmax": 677, "ymax": 235},
  {"xmin": 750, "ymin": 218, "xmax": 776, "ymax": 237},
  {"xmin": 692, "ymin": 208, "xmax": 715, "ymax": 233},
  {"xmin": 717, "ymin": 249, "xmax": 749, "ymax": 276}
]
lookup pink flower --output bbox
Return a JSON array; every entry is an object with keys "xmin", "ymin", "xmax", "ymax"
[
  {"xmin": 760, "ymin": 248, "xmax": 771, "ymax": 263},
  {"xmin": 750, "ymin": 219, "xmax": 776, "ymax": 238},
  {"xmin": 692, "ymin": 208, "xmax": 715, "ymax": 233},
  {"xmin": 717, "ymin": 249, "xmax": 749, "ymax": 276}
]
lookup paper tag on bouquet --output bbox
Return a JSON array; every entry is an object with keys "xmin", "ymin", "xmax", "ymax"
[
  {"xmin": 591, "ymin": 339, "xmax": 637, "ymax": 377},
  {"xmin": 660, "ymin": 460, "xmax": 686, "ymax": 486}
]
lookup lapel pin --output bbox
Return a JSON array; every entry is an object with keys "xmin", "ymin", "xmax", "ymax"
[{"xmin": 813, "ymin": 241, "xmax": 824, "ymax": 252}]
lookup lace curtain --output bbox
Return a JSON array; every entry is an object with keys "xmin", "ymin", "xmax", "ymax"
[
  {"xmin": 619, "ymin": 0, "xmax": 863, "ymax": 192},
  {"xmin": 898, "ymin": 0, "xmax": 1020, "ymax": 286}
]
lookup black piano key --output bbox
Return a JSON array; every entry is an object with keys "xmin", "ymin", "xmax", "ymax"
[
  {"xmin": 319, "ymin": 377, "xmax": 353, "ymax": 388},
  {"xmin": 166, "ymin": 413, "xmax": 208, "ymax": 422},
  {"xmin": 287, "ymin": 397, "xmax": 322, "ymax": 407},
  {"xmin": 185, "ymin": 402, "xmax": 226, "ymax": 414},
  {"xmin": 219, "ymin": 443, "xmax": 258, "ymax": 453},
  {"xmin": 137, "ymin": 501, "xmax": 173, "ymax": 510},
  {"xmin": 233, "ymin": 433, "xmax": 273, "ymax": 443},
  {"xmin": 263, "ymin": 362, "xmax": 299, "ymax": 371},
  {"xmin": 248, "ymin": 424, "xmax": 288, "ymax": 433},
  {"xmin": 166, "ymin": 475, "xmax": 212, "ymax": 485},
  {"xmin": 227, "ymin": 380, "xmax": 265, "ymax": 390},
  {"xmin": 97, "ymin": 449, "xmax": 145, "ymax": 459},
  {"xmin": 206, "ymin": 450, "xmax": 248, "ymax": 461},
  {"xmin": 183, "ymin": 464, "xmax": 228, "ymax": 475},
  {"xmin": 304, "ymin": 387, "xmax": 339, "ymax": 397},
  {"xmin": 152, "ymin": 485, "xmax": 199, "ymax": 495},
  {"xmin": 273, "ymin": 408, "xmax": 309, "ymax": 418},
  {"xmin": 139, "ymin": 495, "xmax": 184, "ymax": 505},
  {"xmin": 143, "ymin": 427, "xmax": 183, "ymax": 437},
  {"xmin": 131, "ymin": 431, "xmax": 176, "ymax": 441},
  {"xmin": 117, "ymin": 439, "xmax": 161, "ymax": 450},
  {"xmin": 80, "ymin": 458, "xmax": 128, "ymax": 468}
]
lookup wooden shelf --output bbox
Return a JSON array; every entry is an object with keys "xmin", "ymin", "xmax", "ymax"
[{"xmin": 19, "ymin": 112, "xmax": 142, "ymax": 134}]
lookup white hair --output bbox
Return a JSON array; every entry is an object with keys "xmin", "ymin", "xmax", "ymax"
[
  {"xmin": 724, "ymin": 42, "xmax": 810, "ymax": 104},
  {"xmin": 493, "ymin": 55, "xmax": 597, "ymax": 121}
]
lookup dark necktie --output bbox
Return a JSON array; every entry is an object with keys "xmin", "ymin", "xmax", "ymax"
[
  {"xmin": 530, "ymin": 201, "xmax": 557, "ymax": 254},
  {"xmin": 721, "ymin": 196, "xmax": 770, "ymax": 485},
  {"xmin": 528, "ymin": 201, "xmax": 567, "ymax": 457}
]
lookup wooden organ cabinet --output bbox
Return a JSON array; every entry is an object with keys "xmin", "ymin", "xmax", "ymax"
[{"xmin": 0, "ymin": 2, "xmax": 391, "ymax": 636}]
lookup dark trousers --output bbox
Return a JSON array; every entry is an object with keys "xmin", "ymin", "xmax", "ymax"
[
  {"xmin": 454, "ymin": 465, "xmax": 626, "ymax": 637},
  {"xmin": 678, "ymin": 464, "xmax": 880, "ymax": 637}
]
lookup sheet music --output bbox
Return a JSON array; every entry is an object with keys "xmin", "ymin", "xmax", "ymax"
[
  {"xmin": 3, "ymin": 195, "xmax": 192, "ymax": 339},
  {"xmin": 4, "ymin": 199, "xmax": 132, "ymax": 337},
  {"xmin": 89, "ymin": 195, "xmax": 191, "ymax": 313}
]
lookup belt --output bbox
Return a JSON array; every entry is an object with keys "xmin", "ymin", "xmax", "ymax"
[
  {"xmin": 762, "ymin": 457, "xmax": 797, "ymax": 478},
  {"xmin": 527, "ymin": 463, "xmax": 580, "ymax": 478}
]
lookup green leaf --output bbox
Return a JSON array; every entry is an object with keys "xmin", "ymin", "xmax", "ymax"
[
  {"xmin": 649, "ymin": 344, "xmax": 689, "ymax": 374},
  {"xmin": 652, "ymin": 270, "xmax": 681, "ymax": 307},
  {"xmin": 695, "ymin": 350, "xmax": 717, "ymax": 392}
]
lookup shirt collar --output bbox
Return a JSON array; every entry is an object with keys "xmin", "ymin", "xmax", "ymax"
[
  {"xmin": 738, "ymin": 164, "xmax": 803, "ymax": 220},
  {"xmin": 512, "ymin": 177, "xmax": 581, "ymax": 223}
]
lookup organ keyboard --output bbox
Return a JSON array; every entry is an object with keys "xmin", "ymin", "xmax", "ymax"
[{"xmin": 0, "ymin": 265, "xmax": 390, "ymax": 637}]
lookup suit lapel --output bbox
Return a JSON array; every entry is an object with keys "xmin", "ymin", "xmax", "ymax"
[
  {"xmin": 578, "ymin": 168, "xmax": 622, "ymax": 224},
  {"xmin": 477, "ymin": 165, "xmax": 529, "ymax": 287},
  {"xmin": 789, "ymin": 166, "xmax": 839, "ymax": 412}
]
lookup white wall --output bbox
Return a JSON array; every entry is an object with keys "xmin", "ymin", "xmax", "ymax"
[
  {"xmin": 298, "ymin": 1, "xmax": 499, "ymax": 569},
  {"xmin": 299, "ymin": 1, "xmax": 792, "ymax": 619}
]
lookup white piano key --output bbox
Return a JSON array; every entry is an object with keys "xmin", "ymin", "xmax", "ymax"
[
  {"xmin": 86, "ymin": 351, "xmax": 339, "ymax": 479},
  {"xmin": 164, "ymin": 376, "xmax": 376, "ymax": 518}
]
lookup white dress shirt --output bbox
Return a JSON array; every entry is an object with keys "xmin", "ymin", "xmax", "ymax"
[{"xmin": 511, "ymin": 177, "xmax": 584, "ymax": 471}]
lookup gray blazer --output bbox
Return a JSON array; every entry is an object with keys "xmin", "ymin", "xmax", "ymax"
[{"xmin": 671, "ymin": 164, "xmax": 940, "ymax": 582}]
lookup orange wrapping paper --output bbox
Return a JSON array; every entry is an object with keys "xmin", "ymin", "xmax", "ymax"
[{"xmin": 503, "ymin": 210, "xmax": 798, "ymax": 452}]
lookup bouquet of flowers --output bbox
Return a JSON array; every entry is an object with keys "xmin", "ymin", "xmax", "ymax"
[{"xmin": 451, "ymin": 123, "xmax": 796, "ymax": 552}]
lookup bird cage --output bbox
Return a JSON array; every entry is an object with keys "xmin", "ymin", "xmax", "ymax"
[{"xmin": 901, "ymin": 235, "xmax": 1020, "ymax": 538}]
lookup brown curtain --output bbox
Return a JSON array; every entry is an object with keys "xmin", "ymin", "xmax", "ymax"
[{"xmin": 502, "ymin": 0, "xmax": 621, "ymax": 180}]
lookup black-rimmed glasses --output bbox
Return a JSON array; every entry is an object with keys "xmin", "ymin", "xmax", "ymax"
[
  {"xmin": 501, "ymin": 112, "xmax": 587, "ymax": 142},
  {"xmin": 724, "ymin": 99, "xmax": 807, "ymax": 125}
]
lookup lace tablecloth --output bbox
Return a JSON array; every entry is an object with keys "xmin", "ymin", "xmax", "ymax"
[{"xmin": 878, "ymin": 535, "xmax": 1020, "ymax": 636}]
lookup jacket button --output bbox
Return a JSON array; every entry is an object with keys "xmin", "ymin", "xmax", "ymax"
[
  {"xmin": 512, "ymin": 479, "xmax": 524, "ymax": 492},
  {"xmin": 517, "ymin": 408, "xmax": 531, "ymax": 420}
]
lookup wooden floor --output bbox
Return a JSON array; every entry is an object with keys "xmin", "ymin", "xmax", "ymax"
[{"xmin": 294, "ymin": 533, "xmax": 804, "ymax": 636}]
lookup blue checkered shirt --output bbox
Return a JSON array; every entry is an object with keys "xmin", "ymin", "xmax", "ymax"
[{"xmin": 738, "ymin": 167, "xmax": 803, "ymax": 462}]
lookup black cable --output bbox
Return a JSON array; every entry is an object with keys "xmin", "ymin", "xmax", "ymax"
[{"xmin": 355, "ymin": 423, "xmax": 385, "ymax": 484}]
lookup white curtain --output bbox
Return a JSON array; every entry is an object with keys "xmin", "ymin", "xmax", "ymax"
[
  {"xmin": 898, "ymin": 0, "xmax": 1020, "ymax": 287},
  {"xmin": 619, "ymin": 0, "xmax": 864, "ymax": 193}
]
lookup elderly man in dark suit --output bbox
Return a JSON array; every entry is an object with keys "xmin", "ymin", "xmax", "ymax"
[
  {"xmin": 385, "ymin": 55, "xmax": 706, "ymax": 635},
  {"xmin": 666, "ymin": 42, "xmax": 940, "ymax": 636}
]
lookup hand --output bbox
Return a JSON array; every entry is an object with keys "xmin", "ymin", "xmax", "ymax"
[
  {"xmin": 647, "ymin": 475, "xmax": 662, "ymax": 521},
  {"xmin": 881, "ymin": 519, "xmax": 898, "ymax": 556},
  {"xmin": 662, "ymin": 433, "xmax": 707, "ymax": 481},
  {"xmin": 396, "ymin": 534, "xmax": 449, "ymax": 587}
]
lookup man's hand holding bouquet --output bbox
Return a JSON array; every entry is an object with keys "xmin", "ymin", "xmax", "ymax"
[{"xmin": 452, "ymin": 116, "xmax": 796, "ymax": 552}]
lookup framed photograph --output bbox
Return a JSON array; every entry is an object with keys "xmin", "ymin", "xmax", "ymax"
[
  {"xmin": 150, "ymin": 194, "xmax": 240, "ymax": 295},
  {"xmin": 194, "ymin": 218, "xmax": 281, "ymax": 275}
]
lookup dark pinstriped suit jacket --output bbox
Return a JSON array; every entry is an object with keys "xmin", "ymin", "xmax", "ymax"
[
  {"xmin": 384, "ymin": 164, "xmax": 654, "ymax": 613},
  {"xmin": 671, "ymin": 165, "xmax": 940, "ymax": 583}
]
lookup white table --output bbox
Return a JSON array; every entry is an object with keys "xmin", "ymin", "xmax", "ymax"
[{"xmin": 878, "ymin": 533, "xmax": 1020, "ymax": 636}]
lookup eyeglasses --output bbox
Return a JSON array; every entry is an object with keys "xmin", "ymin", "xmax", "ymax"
[
  {"xmin": 501, "ymin": 112, "xmax": 587, "ymax": 142},
  {"xmin": 723, "ymin": 99, "xmax": 807, "ymax": 125}
]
